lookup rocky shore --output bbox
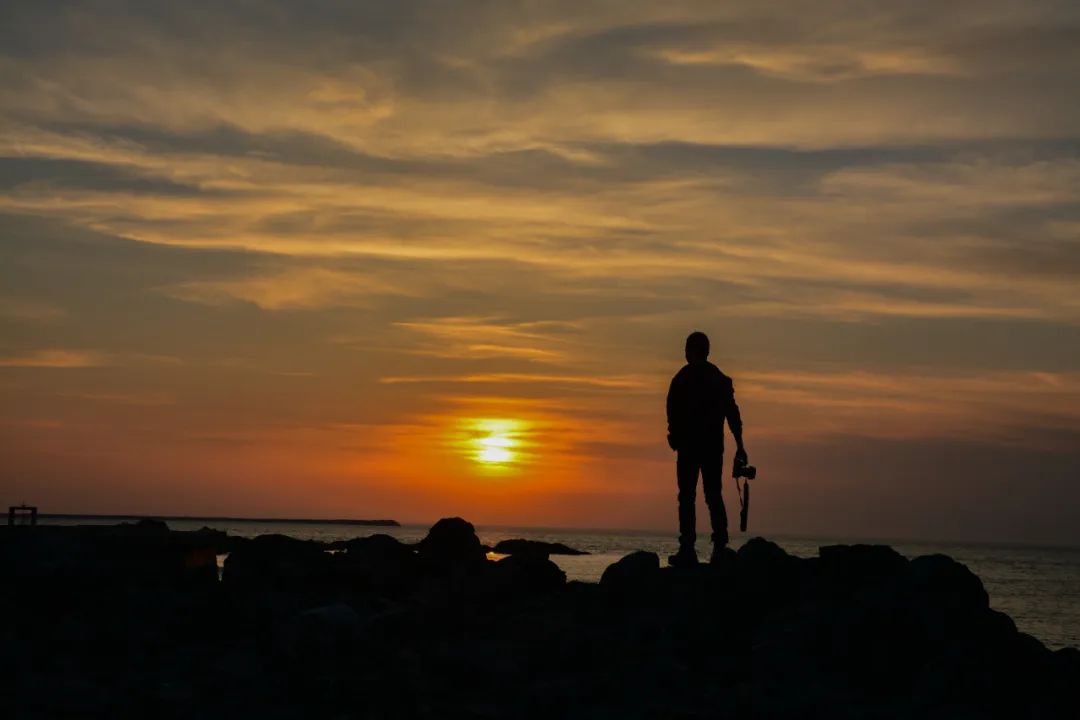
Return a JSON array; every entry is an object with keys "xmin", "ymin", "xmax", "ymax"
[{"xmin": 3, "ymin": 518, "xmax": 1077, "ymax": 718}]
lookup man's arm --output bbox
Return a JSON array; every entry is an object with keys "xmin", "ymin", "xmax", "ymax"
[
  {"xmin": 666, "ymin": 375, "xmax": 680, "ymax": 451},
  {"xmin": 725, "ymin": 378, "xmax": 747, "ymax": 462}
]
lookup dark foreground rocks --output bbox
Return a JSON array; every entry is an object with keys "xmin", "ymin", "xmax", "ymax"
[{"xmin": 3, "ymin": 521, "xmax": 1076, "ymax": 719}]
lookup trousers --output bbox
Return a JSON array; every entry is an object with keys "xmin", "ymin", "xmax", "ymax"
[{"xmin": 676, "ymin": 447, "xmax": 728, "ymax": 548}]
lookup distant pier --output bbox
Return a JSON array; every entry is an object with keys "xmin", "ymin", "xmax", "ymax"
[{"xmin": 8, "ymin": 504, "xmax": 38, "ymax": 526}]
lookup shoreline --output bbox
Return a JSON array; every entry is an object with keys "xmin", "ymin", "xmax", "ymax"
[
  {"xmin": 35, "ymin": 515, "xmax": 1080, "ymax": 551},
  {"xmin": 4, "ymin": 517, "xmax": 1078, "ymax": 717}
]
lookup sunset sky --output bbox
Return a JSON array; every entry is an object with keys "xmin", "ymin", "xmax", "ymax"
[{"xmin": 2, "ymin": 1, "xmax": 1078, "ymax": 543}]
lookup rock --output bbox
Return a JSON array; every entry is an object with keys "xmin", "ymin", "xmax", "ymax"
[
  {"xmin": 489, "ymin": 553, "xmax": 566, "ymax": 593},
  {"xmin": 1, "ymin": 524, "xmax": 218, "ymax": 589},
  {"xmin": 225, "ymin": 534, "xmax": 253, "ymax": 553},
  {"xmin": 334, "ymin": 534, "xmax": 421, "ymax": 596},
  {"xmin": 909, "ymin": 554, "xmax": 989, "ymax": 611},
  {"xmin": 738, "ymin": 537, "xmax": 792, "ymax": 569},
  {"xmin": 192, "ymin": 525, "xmax": 229, "ymax": 547},
  {"xmin": 600, "ymin": 550, "xmax": 659, "ymax": 591},
  {"xmin": 8, "ymin": 517, "xmax": 1079, "ymax": 718},
  {"xmin": 810, "ymin": 552, "xmax": 1000, "ymax": 697},
  {"xmin": 894, "ymin": 555, "xmax": 997, "ymax": 661},
  {"xmin": 818, "ymin": 543, "xmax": 908, "ymax": 588},
  {"xmin": 737, "ymin": 537, "xmax": 800, "ymax": 611},
  {"xmin": 1057, "ymin": 646, "xmax": 1080, "ymax": 668},
  {"xmin": 277, "ymin": 603, "xmax": 363, "ymax": 662},
  {"xmin": 417, "ymin": 517, "xmax": 487, "ymax": 571},
  {"xmin": 711, "ymin": 545, "xmax": 738, "ymax": 571},
  {"xmin": 492, "ymin": 539, "xmax": 589, "ymax": 557},
  {"xmin": 129, "ymin": 518, "xmax": 170, "ymax": 533},
  {"xmin": 299, "ymin": 601, "xmax": 362, "ymax": 630},
  {"xmin": 222, "ymin": 533, "xmax": 330, "ymax": 590},
  {"xmin": 341, "ymin": 533, "xmax": 415, "ymax": 562}
]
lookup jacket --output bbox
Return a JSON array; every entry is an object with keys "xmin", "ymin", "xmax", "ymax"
[{"xmin": 666, "ymin": 361, "xmax": 742, "ymax": 451}]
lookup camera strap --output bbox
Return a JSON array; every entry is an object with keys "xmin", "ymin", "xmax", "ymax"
[{"xmin": 735, "ymin": 475, "xmax": 750, "ymax": 532}]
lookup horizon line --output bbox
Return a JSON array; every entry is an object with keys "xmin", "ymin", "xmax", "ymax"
[
  {"xmin": 37, "ymin": 512, "xmax": 400, "ymax": 527},
  {"xmin": 28, "ymin": 512, "xmax": 1080, "ymax": 552}
]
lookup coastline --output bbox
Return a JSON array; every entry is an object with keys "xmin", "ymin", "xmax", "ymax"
[{"xmin": 4, "ymin": 517, "xmax": 1078, "ymax": 717}]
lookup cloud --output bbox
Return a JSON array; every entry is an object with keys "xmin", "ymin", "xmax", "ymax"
[
  {"xmin": 394, "ymin": 316, "xmax": 577, "ymax": 362},
  {"xmin": 161, "ymin": 267, "xmax": 416, "ymax": 309},
  {"xmin": 820, "ymin": 158, "xmax": 1080, "ymax": 208},
  {"xmin": 65, "ymin": 391, "xmax": 175, "ymax": 406},
  {"xmin": 738, "ymin": 369, "xmax": 1080, "ymax": 448},
  {"xmin": 2, "ymin": 2, "xmax": 1078, "ymax": 154},
  {"xmin": 1, "ymin": 0, "xmax": 1079, "ymax": 538},
  {"xmin": 380, "ymin": 372, "xmax": 650, "ymax": 390},
  {"xmin": 0, "ymin": 349, "xmax": 109, "ymax": 368},
  {"xmin": 0, "ymin": 296, "xmax": 66, "ymax": 322}
]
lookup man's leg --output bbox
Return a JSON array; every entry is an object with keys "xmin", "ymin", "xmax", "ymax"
[
  {"xmin": 701, "ymin": 451, "xmax": 728, "ymax": 547},
  {"xmin": 676, "ymin": 450, "xmax": 700, "ymax": 551}
]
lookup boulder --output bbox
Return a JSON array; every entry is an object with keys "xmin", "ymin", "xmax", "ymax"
[
  {"xmin": 1, "ymin": 524, "xmax": 218, "ymax": 589},
  {"xmin": 222, "ymin": 533, "xmax": 331, "ymax": 590},
  {"xmin": 417, "ymin": 517, "xmax": 487, "ymax": 571},
  {"xmin": 738, "ymin": 537, "xmax": 792, "ymax": 570},
  {"xmin": 1056, "ymin": 646, "xmax": 1080, "ymax": 669},
  {"xmin": 909, "ymin": 554, "xmax": 989, "ymax": 612},
  {"xmin": 127, "ymin": 518, "xmax": 170, "ymax": 534},
  {"xmin": 1, "ymin": 527, "xmax": 90, "ymax": 583},
  {"xmin": 818, "ymin": 543, "xmax": 908, "ymax": 589},
  {"xmin": 341, "ymin": 533, "xmax": 415, "ymax": 562},
  {"xmin": 808, "ymin": 552, "xmax": 996, "ymax": 695},
  {"xmin": 893, "ymin": 555, "xmax": 997, "ymax": 660},
  {"xmin": 711, "ymin": 545, "xmax": 739, "ymax": 572},
  {"xmin": 737, "ymin": 537, "xmax": 800, "ymax": 610},
  {"xmin": 225, "ymin": 534, "xmax": 253, "ymax": 553},
  {"xmin": 492, "ymin": 539, "xmax": 589, "ymax": 557},
  {"xmin": 600, "ymin": 551, "xmax": 660, "ymax": 591},
  {"xmin": 276, "ymin": 603, "xmax": 363, "ymax": 663},
  {"xmin": 489, "ymin": 553, "xmax": 567, "ymax": 594},
  {"xmin": 188, "ymin": 526, "xmax": 230, "ymax": 552},
  {"xmin": 334, "ymin": 534, "xmax": 421, "ymax": 596}
]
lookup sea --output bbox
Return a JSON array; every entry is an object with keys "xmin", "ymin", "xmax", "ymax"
[{"xmin": 41, "ymin": 517, "xmax": 1080, "ymax": 651}]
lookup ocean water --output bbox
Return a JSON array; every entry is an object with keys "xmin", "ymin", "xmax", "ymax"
[{"xmin": 45, "ymin": 518, "xmax": 1080, "ymax": 650}]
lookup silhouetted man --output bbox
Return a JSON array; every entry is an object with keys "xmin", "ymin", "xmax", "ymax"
[{"xmin": 666, "ymin": 331, "xmax": 746, "ymax": 567}]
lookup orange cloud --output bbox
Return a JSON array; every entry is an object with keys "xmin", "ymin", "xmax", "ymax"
[
  {"xmin": 380, "ymin": 372, "xmax": 651, "ymax": 389},
  {"xmin": 0, "ymin": 350, "xmax": 109, "ymax": 368},
  {"xmin": 395, "ymin": 317, "xmax": 576, "ymax": 362},
  {"xmin": 162, "ymin": 267, "xmax": 416, "ymax": 309}
]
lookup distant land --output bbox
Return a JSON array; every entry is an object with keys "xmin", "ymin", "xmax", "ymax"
[{"xmin": 39, "ymin": 513, "xmax": 400, "ymax": 527}]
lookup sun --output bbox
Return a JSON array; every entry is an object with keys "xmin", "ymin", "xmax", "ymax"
[
  {"xmin": 465, "ymin": 418, "xmax": 525, "ymax": 467},
  {"xmin": 477, "ymin": 433, "xmax": 514, "ymax": 464}
]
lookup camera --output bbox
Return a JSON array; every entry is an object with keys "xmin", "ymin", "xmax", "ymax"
[
  {"xmin": 733, "ymin": 457, "xmax": 756, "ymax": 532},
  {"xmin": 733, "ymin": 459, "xmax": 756, "ymax": 480}
]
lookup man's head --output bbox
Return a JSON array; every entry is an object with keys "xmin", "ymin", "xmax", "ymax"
[{"xmin": 685, "ymin": 331, "xmax": 710, "ymax": 364}]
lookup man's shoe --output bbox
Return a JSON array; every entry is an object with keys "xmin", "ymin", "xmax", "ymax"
[{"xmin": 667, "ymin": 547, "xmax": 699, "ymax": 568}]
